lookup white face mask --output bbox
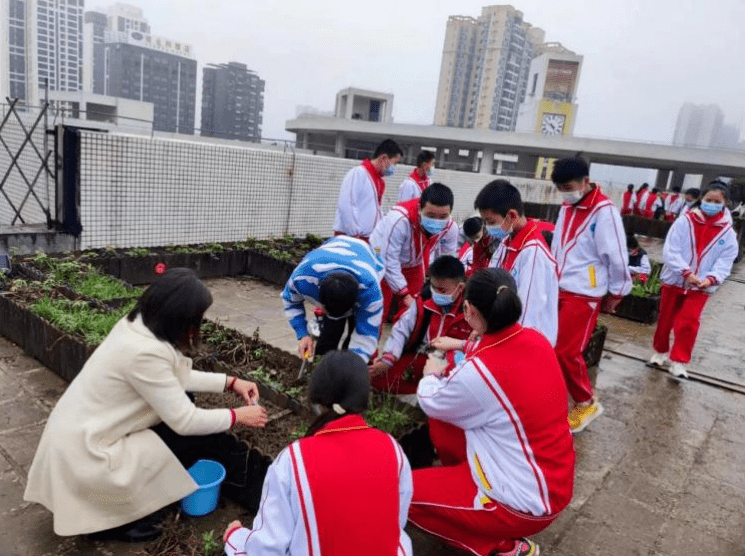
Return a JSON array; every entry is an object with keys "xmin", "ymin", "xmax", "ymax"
[{"xmin": 562, "ymin": 190, "xmax": 585, "ymax": 204}]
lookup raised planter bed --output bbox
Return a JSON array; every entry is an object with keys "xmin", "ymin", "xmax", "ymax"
[
  {"xmin": 613, "ymin": 294, "xmax": 660, "ymax": 324},
  {"xmin": 583, "ymin": 324, "xmax": 607, "ymax": 368}
]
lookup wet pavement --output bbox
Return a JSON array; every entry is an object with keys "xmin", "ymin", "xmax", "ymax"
[{"xmin": 1, "ymin": 259, "xmax": 745, "ymax": 555}]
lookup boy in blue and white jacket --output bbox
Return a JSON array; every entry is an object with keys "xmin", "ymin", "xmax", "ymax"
[{"xmin": 281, "ymin": 235, "xmax": 384, "ymax": 363}]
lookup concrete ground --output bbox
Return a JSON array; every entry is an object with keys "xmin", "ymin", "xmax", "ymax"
[{"xmin": 2, "ymin": 256, "xmax": 745, "ymax": 555}]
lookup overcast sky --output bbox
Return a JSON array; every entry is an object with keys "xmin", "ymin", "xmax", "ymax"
[{"xmin": 111, "ymin": 0, "xmax": 745, "ymax": 183}]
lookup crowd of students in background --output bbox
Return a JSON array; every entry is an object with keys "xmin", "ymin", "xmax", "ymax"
[{"xmin": 239, "ymin": 140, "xmax": 737, "ymax": 556}]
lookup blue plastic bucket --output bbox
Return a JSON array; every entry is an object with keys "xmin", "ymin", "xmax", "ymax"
[{"xmin": 180, "ymin": 459, "xmax": 226, "ymax": 517}]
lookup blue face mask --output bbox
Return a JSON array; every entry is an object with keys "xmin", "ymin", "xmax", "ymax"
[
  {"xmin": 700, "ymin": 202, "xmax": 724, "ymax": 216},
  {"xmin": 421, "ymin": 215, "xmax": 448, "ymax": 235},
  {"xmin": 431, "ymin": 290, "xmax": 455, "ymax": 307},
  {"xmin": 486, "ymin": 225, "xmax": 509, "ymax": 240},
  {"xmin": 382, "ymin": 164, "xmax": 396, "ymax": 177}
]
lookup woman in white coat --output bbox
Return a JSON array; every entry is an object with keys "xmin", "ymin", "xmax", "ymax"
[{"xmin": 24, "ymin": 268, "xmax": 269, "ymax": 542}]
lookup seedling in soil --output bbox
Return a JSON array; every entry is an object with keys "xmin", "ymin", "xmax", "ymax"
[
  {"xmin": 201, "ymin": 530, "xmax": 221, "ymax": 555},
  {"xmin": 126, "ymin": 247, "xmax": 155, "ymax": 257},
  {"xmin": 252, "ymin": 348, "xmax": 264, "ymax": 359},
  {"xmin": 288, "ymin": 422, "xmax": 308, "ymax": 442},
  {"xmin": 203, "ymin": 242, "xmax": 225, "ymax": 253},
  {"xmin": 201, "ymin": 322, "xmax": 231, "ymax": 345},
  {"xmin": 365, "ymin": 395, "xmax": 415, "ymax": 437},
  {"xmin": 247, "ymin": 366, "xmax": 283, "ymax": 392},
  {"xmin": 30, "ymin": 297, "xmax": 136, "ymax": 345}
]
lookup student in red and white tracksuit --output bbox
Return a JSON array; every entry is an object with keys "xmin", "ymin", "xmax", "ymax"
[
  {"xmin": 223, "ymin": 351, "xmax": 413, "ymax": 556},
  {"xmin": 643, "ymin": 189, "xmax": 660, "ymax": 219},
  {"xmin": 370, "ymin": 184, "xmax": 459, "ymax": 320},
  {"xmin": 369, "ymin": 256, "xmax": 472, "ymax": 394},
  {"xmin": 410, "ymin": 269, "xmax": 575, "ymax": 556},
  {"xmin": 633, "ymin": 184, "xmax": 649, "ymax": 216},
  {"xmin": 398, "ymin": 150, "xmax": 434, "ymax": 202},
  {"xmin": 334, "ymin": 140, "xmax": 403, "ymax": 241},
  {"xmin": 621, "ymin": 184, "xmax": 636, "ymax": 215},
  {"xmin": 665, "ymin": 187, "xmax": 684, "ymax": 221},
  {"xmin": 476, "ymin": 180, "xmax": 559, "ymax": 346},
  {"xmin": 649, "ymin": 183, "xmax": 738, "ymax": 378},
  {"xmin": 551, "ymin": 158, "xmax": 631, "ymax": 432}
]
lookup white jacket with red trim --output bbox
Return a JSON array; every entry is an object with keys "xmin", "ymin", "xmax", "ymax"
[
  {"xmin": 489, "ymin": 220, "xmax": 559, "ymax": 346},
  {"xmin": 666, "ymin": 194, "xmax": 685, "ymax": 216},
  {"xmin": 224, "ymin": 415, "xmax": 413, "ymax": 556},
  {"xmin": 660, "ymin": 208, "xmax": 738, "ymax": 293},
  {"xmin": 551, "ymin": 188, "xmax": 632, "ymax": 298},
  {"xmin": 334, "ymin": 164, "xmax": 384, "ymax": 239},
  {"xmin": 398, "ymin": 171, "xmax": 429, "ymax": 202},
  {"xmin": 417, "ymin": 324, "xmax": 575, "ymax": 516},
  {"xmin": 369, "ymin": 200, "xmax": 459, "ymax": 294}
]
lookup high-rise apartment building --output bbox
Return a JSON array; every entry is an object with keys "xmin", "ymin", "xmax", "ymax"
[
  {"xmin": 83, "ymin": 3, "xmax": 148, "ymax": 94},
  {"xmin": 35, "ymin": 0, "xmax": 84, "ymax": 93},
  {"xmin": 673, "ymin": 103, "xmax": 724, "ymax": 148},
  {"xmin": 96, "ymin": 30, "xmax": 196, "ymax": 133},
  {"xmin": 1, "ymin": 0, "xmax": 39, "ymax": 105},
  {"xmin": 201, "ymin": 62, "xmax": 264, "ymax": 142},
  {"xmin": 434, "ymin": 5, "xmax": 545, "ymax": 131}
]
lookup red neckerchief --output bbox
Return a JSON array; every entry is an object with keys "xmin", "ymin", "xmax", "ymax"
[
  {"xmin": 409, "ymin": 169, "xmax": 429, "ymax": 193},
  {"xmin": 501, "ymin": 219, "xmax": 547, "ymax": 271},
  {"xmin": 361, "ymin": 158, "xmax": 385, "ymax": 205},
  {"xmin": 688, "ymin": 209, "xmax": 729, "ymax": 260},
  {"xmin": 560, "ymin": 187, "xmax": 605, "ymax": 247},
  {"xmin": 395, "ymin": 198, "xmax": 448, "ymax": 273}
]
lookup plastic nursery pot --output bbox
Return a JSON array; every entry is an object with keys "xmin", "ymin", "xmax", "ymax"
[{"xmin": 180, "ymin": 459, "xmax": 227, "ymax": 517}]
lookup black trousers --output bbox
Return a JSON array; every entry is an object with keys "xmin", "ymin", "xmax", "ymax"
[
  {"xmin": 315, "ymin": 315, "xmax": 356, "ymax": 357},
  {"xmin": 151, "ymin": 422, "xmax": 269, "ymax": 513}
]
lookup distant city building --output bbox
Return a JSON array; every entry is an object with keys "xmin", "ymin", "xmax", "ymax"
[
  {"xmin": 83, "ymin": 3, "xmax": 149, "ymax": 94},
  {"xmin": 95, "ymin": 30, "xmax": 196, "ymax": 133},
  {"xmin": 36, "ymin": 0, "xmax": 84, "ymax": 93},
  {"xmin": 334, "ymin": 87, "xmax": 393, "ymax": 123},
  {"xmin": 434, "ymin": 5, "xmax": 545, "ymax": 131},
  {"xmin": 46, "ymin": 89, "xmax": 153, "ymax": 132},
  {"xmin": 201, "ymin": 62, "xmax": 264, "ymax": 142},
  {"xmin": 673, "ymin": 103, "xmax": 724, "ymax": 148},
  {"xmin": 0, "ymin": 0, "xmax": 39, "ymax": 106}
]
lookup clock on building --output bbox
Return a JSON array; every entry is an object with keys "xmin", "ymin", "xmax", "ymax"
[{"xmin": 541, "ymin": 113, "xmax": 566, "ymax": 135}]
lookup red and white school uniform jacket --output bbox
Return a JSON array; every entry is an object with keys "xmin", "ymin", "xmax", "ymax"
[
  {"xmin": 634, "ymin": 189, "xmax": 649, "ymax": 214},
  {"xmin": 380, "ymin": 294, "xmax": 472, "ymax": 366},
  {"xmin": 224, "ymin": 415, "xmax": 413, "ymax": 556},
  {"xmin": 458, "ymin": 242, "xmax": 474, "ymax": 275},
  {"xmin": 334, "ymin": 159, "xmax": 386, "ymax": 239},
  {"xmin": 417, "ymin": 324, "xmax": 575, "ymax": 516},
  {"xmin": 489, "ymin": 219, "xmax": 559, "ymax": 346},
  {"xmin": 621, "ymin": 190, "xmax": 636, "ymax": 214},
  {"xmin": 551, "ymin": 187, "xmax": 632, "ymax": 299},
  {"xmin": 666, "ymin": 194, "xmax": 684, "ymax": 217},
  {"xmin": 660, "ymin": 208, "xmax": 738, "ymax": 294},
  {"xmin": 370, "ymin": 198, "xmax": 459, "ymax": 296},
  {"xmin": 643, "ymin": 192, "xmax": 659, "ymax": 218},
  {"xmin": 398, "ymin": 170, "xmax": 430, "ymax": 202}
]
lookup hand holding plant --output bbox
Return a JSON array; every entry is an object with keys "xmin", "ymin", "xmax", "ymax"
[
  {"xmin": 368, "ymin": 359, "xmax": 391, "ymax": 377},
  {"xmin": 430, "ymin": 336, "xmax": 465, "ymax": 352},
  {"xmin": 231, "ymin": 378, "xmax": 260, "ymax": 405}
]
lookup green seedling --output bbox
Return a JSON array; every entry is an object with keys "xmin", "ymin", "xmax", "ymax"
[{"xmin": 202, "ymin": 530, "xmax": 221, "ymax": 556}]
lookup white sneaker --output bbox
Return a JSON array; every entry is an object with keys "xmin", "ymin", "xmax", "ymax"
[
  {"xmin": 648, "ymin": 352, "xmax": 668, "ymax": 367},
  {"xmin": 670, "ymin": 362, "xmax": 689, "ymax": 379}
]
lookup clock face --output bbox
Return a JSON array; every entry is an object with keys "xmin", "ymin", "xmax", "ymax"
[{"xmin": 541, "ymin": 113, "xmax": 566, "ymax": 135}]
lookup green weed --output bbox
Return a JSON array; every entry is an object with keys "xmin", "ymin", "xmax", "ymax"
[
  {"xmin": 30, "ymin": 298, "xmax": 136, "ymax": 345},
  {"xmin": 365, "ymin": 395, "xmax": 414, "ymax": 437}
]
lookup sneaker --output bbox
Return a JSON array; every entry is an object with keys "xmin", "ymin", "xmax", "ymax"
[
  {"xmin": 568, "ymin": 400, "xmax": 604, "ymax": 434},
  {"xmin": 669, "ymin": 362, "xmax": 689, "ymax": 379},
  {"xmin": 648, "ymin": 352, "xmax": 668, "ymax": 367},
  {"xmin": 493, "ymin": 538, "xmax": 540, "ymax": 556}
]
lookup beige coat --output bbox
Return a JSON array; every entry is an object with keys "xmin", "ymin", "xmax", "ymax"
[{"xmin": 24, "ymin": 315, "xmax": 231, "ymax": 535}]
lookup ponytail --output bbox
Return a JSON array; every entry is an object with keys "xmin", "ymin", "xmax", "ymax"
[{"xmin": 466, "ymin": 269, "xmax": 522, "ymax": 333}]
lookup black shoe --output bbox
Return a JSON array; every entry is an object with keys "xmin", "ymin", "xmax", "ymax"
[{"xmin": 88, "ymin": 519, "xmax": 163, "ymax": 543}]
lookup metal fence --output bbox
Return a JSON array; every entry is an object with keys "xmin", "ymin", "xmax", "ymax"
[{"xmin": 0, "ymin": 101, "xmax": 55, "ymax": 227}]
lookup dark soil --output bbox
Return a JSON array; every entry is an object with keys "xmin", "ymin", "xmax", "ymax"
[{"xmin": 194, "ymin": 391, "xmax": 310, "ymax": 458}]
